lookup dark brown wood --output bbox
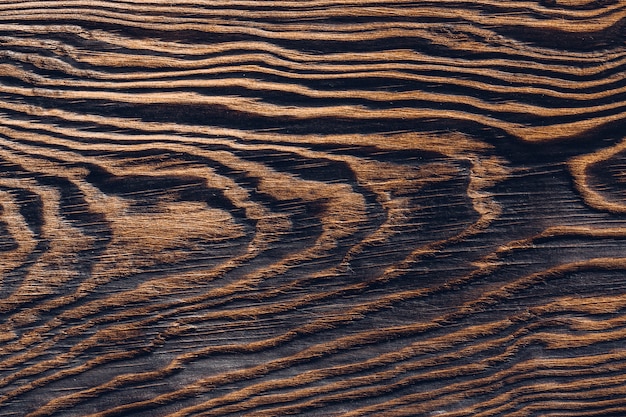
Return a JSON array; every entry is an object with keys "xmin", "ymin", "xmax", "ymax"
[{"xmin": 1, "ymin": 1, "xmax": 626, "ymax": 416}]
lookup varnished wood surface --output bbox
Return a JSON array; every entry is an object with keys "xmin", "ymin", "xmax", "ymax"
[{"xmin": 0, "ymin": 1, "xmax": 625, "ymax": 416}]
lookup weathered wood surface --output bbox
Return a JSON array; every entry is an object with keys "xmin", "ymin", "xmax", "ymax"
[{"xmin": 0, "ymin": 1, "xmax": 625, "ymax": 416}]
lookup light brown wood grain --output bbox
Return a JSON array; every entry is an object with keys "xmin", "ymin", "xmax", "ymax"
[{"xmin": 0, "ymin": 0, "xmax": 625, "ymax": 416}]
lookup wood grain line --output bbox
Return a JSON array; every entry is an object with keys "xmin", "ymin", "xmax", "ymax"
[{"xmin": 1, "ymin": 1, "xmax": 625, "ymax": 416}]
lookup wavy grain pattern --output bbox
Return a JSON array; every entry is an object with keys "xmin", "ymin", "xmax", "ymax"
[{"xmin": 0, "ymin": 0, "xmax": 625, "ymax": 416}]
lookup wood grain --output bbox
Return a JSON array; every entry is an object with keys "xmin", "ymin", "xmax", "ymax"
[{"xmin": 0, "ymin": 1, "xmax": 625, "ymax": 416}]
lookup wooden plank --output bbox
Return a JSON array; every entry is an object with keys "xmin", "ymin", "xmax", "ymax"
[{"xmin": 0, "ymin": 1, "xmax": 625, "ymax": 416}]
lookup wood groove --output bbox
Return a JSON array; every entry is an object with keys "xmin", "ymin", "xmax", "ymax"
[{"xmin": 1, "ymin": 1, "xmax": 626, "ymax": 416}]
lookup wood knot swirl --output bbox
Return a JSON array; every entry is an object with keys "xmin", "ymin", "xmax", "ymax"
[{"xmin": 0, "ymin": 1, "xmax": 625, "ymax": 416}]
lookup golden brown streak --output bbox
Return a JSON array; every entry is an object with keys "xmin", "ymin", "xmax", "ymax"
[
  {"xmin": 0, "ymin": 189, "xmax": 37, "ymax": 279},
  {"xmin": 0, "ymin": 117, "xmax": 588, "ymax": 404},
  {"xmin": 5, "ymin": 64, "xmax": 626, "ymax": 113},
  {"xmin": 90, "ymin": 313, "xmax": 626, "ymax": 417},
  {"xmin": 0, "ymin": 133, "xmax": 282, "ymax": 339},
  {"xmin": 159, "ymin": 312, "xmax": 626, "ymax": 417},
  {"xmin": 495, "ymin": 225, "xmax": 626, "ymax": 257},
  {"xmin": 340, "ymin": 327, "xmax": 626, "ymax": 416},
  {"xmin": 0, "ymin": 124, "xmax": 368, "ymax": 383},
  {"xmin": 2, "ymin": 59, "xmax": 625, "ymax": 105},
  {"xmin": 9, "ymin": 175, "xmax": 494, "ymax": 416},
  {"xmin": 42, "ymin": 0, "xmax": 626, "ymax": 10},
  {"xmin": 0, "ymin": 122, "xmax": 460, "ymax": 306},
  {"xmin": 5, "ymin": 42, "xmax": 624, "ymax": 98},
  {"xmin": 569, "ymin": 136, "xmax": 626, "ymax": 213},
  {"xmin": 3, "ymin": 10, "xmax": 626, "ymax": 36},
  {"xmin": 0, "ymin": 97, "xmax": 494, "ymax": 155},
  {"xmin": 0, "ymin": 197, "xmax": 600, "ymax": 404},
  {"xmin": 544, "ymin": 406, "xmax": 626, "ymax": 417},
  {"xmin": 361, "ymin": 384, "xmax": 626, "ymax": 417},
  {"xmin": 2, "ymin": 2, "xmax": 625, "ymax": 34},
  {"xmin": 245, "ymin": 352, "xmax": 626, "ymax": 417},
  {"xmin": 0, "ymin": 176, "xmax": 94, "ymax": 312},
  {"xmin": 186, "ymin": 276, "xmax": 626, "ymax": 416},
  {"xmin": 67, "ymin": 27, "xmax": 626, "ymax": 63},
  {"xmin": 0, "ymin": 0, "xmax": 624, "ymax": 20},
  {"xmin": 1, "ymin": 82, "xmax": 625, "ymax": 143},
  {"xmin": 0, "ymin": 111, "xmax": 588, "ymax": 404},
  {"xmin": 3, "ymin": 26, "xmax": 624, "ymax": 68},
  {"xmin": 4, "ymin": 50, "xmax": 625, "ymax": 98},
  {"xmin": 0, "ymin": 108, "xmax": 463, "ymax": 335},
  {"xmin": 470, "ymin": 383, "xmax": 626, "ymax": 416},
  {"xmin": 17, "ymin": 115, "xmax": 445, "ymax": 286},
  {"xmin": 29, "ymin": 257, "xmax": 626, "ymax": 417}
]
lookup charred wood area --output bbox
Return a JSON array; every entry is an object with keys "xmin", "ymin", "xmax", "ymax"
[{"xmin": 1, "ymin": 1, "xmax": 626, "ymax": 416}]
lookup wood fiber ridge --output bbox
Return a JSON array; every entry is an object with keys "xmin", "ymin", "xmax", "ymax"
[{"xmin": 0, "ymin": 0, "xmax": 625, "ymax": 416}]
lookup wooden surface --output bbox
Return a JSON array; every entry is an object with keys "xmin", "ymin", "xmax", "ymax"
[{"xmin": 1, "ymin": 1, "xmax": 626, "ymax": 416}]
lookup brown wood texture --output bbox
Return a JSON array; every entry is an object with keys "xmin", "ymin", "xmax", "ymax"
[{"xmin": 1, "ymin": 1, "xmax": 626, "ymax": 416}]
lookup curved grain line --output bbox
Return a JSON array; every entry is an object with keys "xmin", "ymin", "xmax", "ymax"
[
  {"xmin": 3, "ymin": 46, "xmax": 625, "ymax": 97},
  {"xmin": 0, "ymin": 174, "xmax": 94, "ymax": 313},
  {"xmin": 148, "ymin": 314, "xmax": 626, "ymax": 416},
  {"xmin": 2, "ymin": 60, "xmax": 625, "ymax": 107},
  {"xmin": 3, "ymin": 21, "xmax": 625, "ymax": 67},
  {"xmin": 0, "ymin": 110, "xmax": 458, "ymax": 368},
  {"xmin": 570, "ymin": 136, "xmax": 626, "ymax": 213},
  {"xmin": 3, "ymin": 6, "xmax": 626, "ymax": 34},
  {"xmin": 29, "ymin": 258, "xmax": 626, "ymax": 417},
  {"xmin": 243, "ymin": 352, "xmax": 626, "ymax": 417},
  {"xmin": 2, "ymin": 2, "xmax": 625, "ymax": 415},
  {"xmin": 1, "ymin": 82, "xmax": 625, "ymax": 142},
  {"xmin": 0, "ymin": 189, "xmax": 37, "ymax": 280},
  {"xmin": 0, "ymin": 0, "xmax": 625, "ymax": 20},
  {"xmin": 3, "ymin": 34, "xmax": 624, "ymax": 90}
]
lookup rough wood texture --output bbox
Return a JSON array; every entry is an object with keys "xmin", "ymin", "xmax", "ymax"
[{"xmin": 0, "ymin": 1, "xmax": 625, "ymax": 416}]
